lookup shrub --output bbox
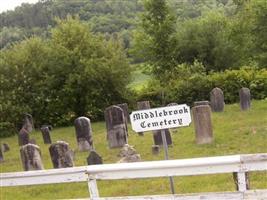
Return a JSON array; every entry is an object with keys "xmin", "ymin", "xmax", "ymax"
[{"xmin": 0, "ymin": 122, "xmax": 17, "ymax": 138}]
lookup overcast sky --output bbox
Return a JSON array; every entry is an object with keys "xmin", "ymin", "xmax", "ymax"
[{"xmin": 0, "ymin": 0, "xmax": 39, "ymax": 13}]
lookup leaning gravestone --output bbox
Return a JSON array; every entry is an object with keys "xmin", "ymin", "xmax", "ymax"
[
  {"xmin": 49, "ymin": 141, "xmax": 74, "ymax": 168},
  {"xmin": 22, "ymin": 113, "xmax": 34, "ymax": 132},
  {"xmin": 0, "ymin": 147, "xmax": 3, "ymax": 162},
  {"xmin": 105, "ymin": 106, "xmax": 128, "ymax": 148},
  {"xmin": 18, "ymin": 128, "xmax": 30, "ymax": 146},
  {"xmin": 192, "ymin": 105, "xmax": 213, "ymax": 144},
  {"xmin": 87, "ymin": 150, "xmax": 103, "ymax": 165},
  {"xmin": 41, "ymin": 125, "xmax": 52, "ymax": 144},
  {"xmin": 210, "ymin": 87, "xmax": 224, "ymax": 112},
  {"xmin": 239, "ymin": 87, "xmax": 251, "ymax": 111},
  {"xmin": 74, "ymin": 117, "xmax": 93, "ymax": 151},
  {"xmin": 136, "ymin": 101, "xmax": 151, "ymax": 136},
  {"xmin": 20, "ymin": 144, "xmax": 44, "ymax": 171},
  {"xmin": 117, "ymin": 103, "xmax": 130, "ymax": 123}
]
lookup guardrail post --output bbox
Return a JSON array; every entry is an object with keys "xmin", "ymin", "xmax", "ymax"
[
  {"xmin": 236, "ymin": 172, "xmax": 248, "ymax": 192},
  {"xmin": 88, "ymin": 175, "xmax": 99, "ymax": 199}
]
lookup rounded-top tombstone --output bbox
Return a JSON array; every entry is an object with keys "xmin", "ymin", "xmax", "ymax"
[
  {"xmin": 74, "ymin": 117, "xmax": 93, "ymax": 151},
  {"xmin": 22, "ymin": 113, "xmax": 34, "ymax": 132},
  {"xmin": 41, "ymin": 125, "xmax": 52, "ymax": 144},
  {"xmin": 20, "ymin": 144, "xmax": 44, "ymax": 171},
  {"xmin": 49, "ymin": 141, "xmax": 74, "ymax": 168},
  {"xmin": 210, "ymin": 87, "xmax": 224, "ymax": 112},
  {"xmin": 239, "ymin": 87, "xmax": 251, "ymax": 111},
  {"xmin": 104, "ymin": 105, "xmax": 128, "ymax": 148}
]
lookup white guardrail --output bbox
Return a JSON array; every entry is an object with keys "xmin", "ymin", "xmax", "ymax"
[{"xmin": 1, "ymin": 153, "xmax": 267, "ymax": 200}]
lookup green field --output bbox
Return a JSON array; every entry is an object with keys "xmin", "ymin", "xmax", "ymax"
[{"xmin": 1, "ymin": 100, "xmax": 267, "ymax": 200}]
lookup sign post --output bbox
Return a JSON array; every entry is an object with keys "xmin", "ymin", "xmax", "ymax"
[{"xmin": 130, "ymin": 104, "xmax": 192, "ymax": 194}]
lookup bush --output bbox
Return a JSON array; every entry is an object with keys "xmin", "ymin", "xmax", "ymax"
[
  {"xmin": 138, "ymin": 67, "xmax": 267, "ymax": 106},
  {"xmin": 0, "ymin": 122, "xmax": 17, "ymax": 138}
]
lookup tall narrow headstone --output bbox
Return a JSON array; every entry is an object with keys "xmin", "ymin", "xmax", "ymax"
[
  {"xmin": 41, "ymin": 125, "xmax": 52, "ymax": 144},
  {"xmin": 137, "ymin": 101, "xmax": 151, "ymax": 136},
  {"xmin": 87, "ymin": 150, "xmax": 103, "ymax": 165},
  {"xmin": 74, "ymin": 117, "xmax": 93, "ymax": 151},
  {"xmin": 18, "ymin": 128, "xmax": 30, "ymax": 146},
  {"xmin": 0, "ymin": 147, "xmax": 3, "ymax": 162},
  {"xmin": 49, "ymin": 141, "xmax": 74, "ymax": 168},
  {"xmin": 239, "ymin": 87, "xmax": 251, "ymax": 111},
  {"xmin": 20, "ymin": 144, "xmax": 44, "ymax": 171},
  {"xmin": 22, "ymin": 113, "xmax": 34, "ymax": 132},
  {"xmin": 104, "ymin": 106, "xmax": 128, "ymax": 148},
  {"xmin": 192, "ymin": 105, "xmax": 213, "ymax": 144},
  {"xmin": 210, "ymin": 87, "xmax": 224, "ymax": 112}
]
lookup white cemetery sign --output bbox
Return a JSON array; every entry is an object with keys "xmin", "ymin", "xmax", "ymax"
[{"xmin": 130, "ymin": 104, "xmax": 192, "ymax": 132}]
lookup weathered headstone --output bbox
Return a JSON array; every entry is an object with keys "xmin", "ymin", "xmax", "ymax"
[
  {"xmin": 41, "ymin": 125, "xmax": 52, "ymax": 144},
  {"xmin": 20, "ymin": 144, "xmax": 44, "ymax": 171},
  {"xmin": 74, "ymin": 117, "xmax": 93, "ymax": 151},
  {"xmin": 193, "ymin": 101, "xmax": 210, "ymax": 107},
  {"xmin": 0, "ymin": 147, "xmax": 3, "ymax": 162},
  {"xmin": 118, "ymin": 144, "xmax": 141, "ymax": 163},
  {"xmin": 87, "ymin": 150, "xmax": 103, "ymax": 165},
  {"xmin": 153, "ymin": 129, "xmax": 172, "ymax": 146},
  {"xmin": 152, "ymin": 145, "xmax": 160, "ymax": 155},
  {"xmin": 105, "ymin": 106, "xmax": 128, "ymax": 148},
  {"xmin": 239, "ymin": 87, "xmax": 251, "ymax": 111},
  {"xmin": 210, "ymin": 87, "xmax": 224, "ymax": 112},
  {"xmin": 22, "ymin": 113, "xmax": 34, "ymax": 132},
  {"xmin": 136, "ymin": 101, "xmax": 151, "ymax": 136},
  {"xmin": 49, "ymin": 141, "xmax": 74, "ymax": 168},
  {"xmin": 18, "ymin": 128, "xmax": 30, "ymax": 146},
  {"xmin": 192, "ymin": 105, "xmax": 213, "ymax": 144},
  {"xmin": 2, "ymin": 143, "xmax": 10, "ymax": 152}
]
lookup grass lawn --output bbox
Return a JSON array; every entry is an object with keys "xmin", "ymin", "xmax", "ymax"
[{"xmin": 1, "ymin": 100, "xmax": 267, "ymax": 200}]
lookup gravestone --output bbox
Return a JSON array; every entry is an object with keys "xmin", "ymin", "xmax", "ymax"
[
  {"xmin": 18, "ymin": 128, "xmax": 30, "ymax": 146},
  {"xmin": 210, "ymin": 87, "xmax": 224, "ymax": 112},
  {"xmin": 49, "ymin": 141, "xmax": 74, "ymax": 168},
  {"xmin": 0, "ymin": 147, "xmax": 3, "ymax": 162},
  {"xmin": 22, "ymin": 113, "xmax": 34, "ymax": 132},
  {"xmin": 152, "ymin": 145, "xmax": 160, "ymax": 155},
  {"xmin": 2, "ymin": 143, "xmax": 10, "ymax": 152},
  {"xmin": 118, "ymin": 144, "xmax": 141, "ymax": 163},
  {"xmin": 136, "ymin": 101, "xmax": 151, "ymax": 136},
  {"xmin": 105, "ymin": 106, "xmax": 128, "ymax": 148},
  {"xmin": 87, "ymin": 150, "xmax": 103, "ymax": 165},
  {"xmin": 239, "ymin": 87, "xmax": 251, "ymax": 111},
  {"xmin": 192, "ymin": 105, "xmax": 213, "ymax": 144},
  {"xmin": 74, "ymin": 117, "xmax": 93, "ymax": 151},
  {"xmin": 153, "ymin": 129, "xmax": 172, "ymax": 146},
  {"xmin": 41, "ymin": 125, "xmax": 52, "ymax": 144},
  {"xmin": 194, "ymin": 101, "xmax": 210, "ymax": 107},
  {"xmin": 20, "ymin": 144, "xmax": 44, "ymax": 171}
]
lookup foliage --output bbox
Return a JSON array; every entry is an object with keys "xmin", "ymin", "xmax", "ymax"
[
  {"xmin": 0, "ymin": 17, "xmax": 131, "ymax": 129},
  {"xmin": 137, "ymin": 66, "xmax": 267, "ymax": 106},
  {"xmin": 0, "ymin": 122, "xmax": 17, "ymax": 138}
]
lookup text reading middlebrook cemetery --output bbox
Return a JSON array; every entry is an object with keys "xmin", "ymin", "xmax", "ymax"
[{"xmin": 130, "ymin": 104, "xmax": 192, "ymax": 132}]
